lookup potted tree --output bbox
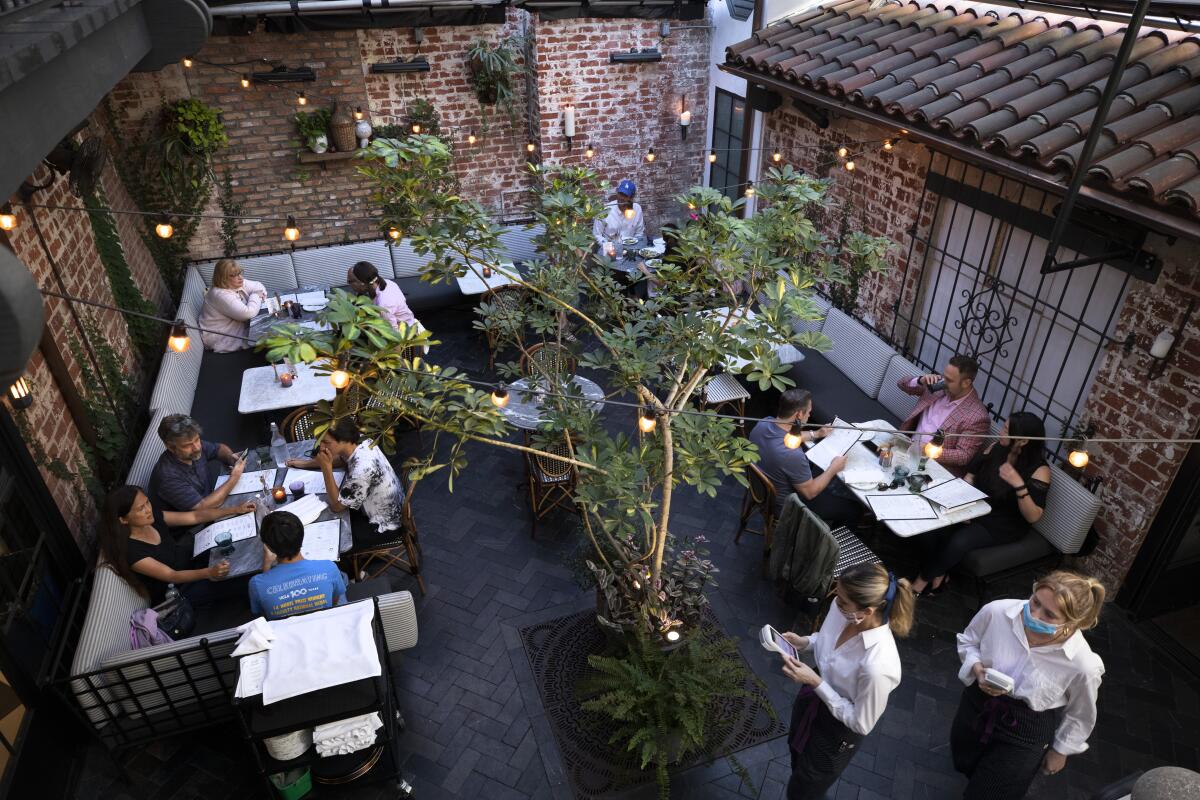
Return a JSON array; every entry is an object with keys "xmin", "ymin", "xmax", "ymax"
[{"xmin": 294, "ymin": 107, "xmax": 332, "ymax": 153}]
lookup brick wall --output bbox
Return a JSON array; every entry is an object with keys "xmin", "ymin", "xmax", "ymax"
[{"xmin": 763, "ymin": 107, "xmax": 1200, "ymax": 591}]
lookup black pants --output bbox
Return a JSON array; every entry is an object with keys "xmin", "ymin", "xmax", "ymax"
[
  {"xmin": 806, "ymin": 465, "xmax": 863, "ymax": 529},
  {"xmin": 349, "ymin": 509, "xmax": 397, "ymax": 549},
  {"xmin": 950, "ymin": 684, "xmax": 1058, "ymax": 800},
  {"xmin": 919, "ymin": 519, "xmax": 1026, "ymax": 581},
  {"xmin": 787, "ymin": 687, "xmax": 862, "ymax": 800}
]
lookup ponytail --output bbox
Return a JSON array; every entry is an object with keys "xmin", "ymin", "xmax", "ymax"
[
  {"xmin": 838, "ymin": 564, "xmax": 915, "ymax": 638},
  {"xmin": 351, "ymin": 261, "xmax": 386, "ymax": 292},
  {"xmin": 1034, "ymin": 570, "xmax": 1105, "ymax": 633},
  {"xmin": 886, "ymin": 575, "xmax": 916, "ymax": 638}
]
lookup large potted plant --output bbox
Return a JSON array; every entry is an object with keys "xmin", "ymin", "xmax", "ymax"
[{"xmin": 467, "ymin": 35, "xmax": 530, "ymax": 129}]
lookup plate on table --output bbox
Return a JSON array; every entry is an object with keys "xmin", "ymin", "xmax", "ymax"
[
  {"xmin": 645, "ymin": 259, "xmax": 662, "ymax": 268},
  {"xmin": 638, "ymin": 247, "xmax": 659, "ymax": 258},
  {"xmin": 301, "ymin": 302, "xmax": 327, "ymax": 312},
  {"xmin": 622, "ymin": 238, "xmax": 639, "ymax": 246}
]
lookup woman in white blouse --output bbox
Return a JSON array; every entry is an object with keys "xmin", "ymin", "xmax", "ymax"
[
  {"xmin": 199, "ymin": 259, "xmax": 267, "ymax": 352},
  {"xmin": 778, "ymin": 563, "xmax": 915, "ymax": 799},
  {"xmin": 952, "ymin": 570, "xmax": 1105, "ymax": 799}
]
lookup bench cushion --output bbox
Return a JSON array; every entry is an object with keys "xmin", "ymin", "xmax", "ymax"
[
  {"xmin": 389, "ymin": 239, "xmax": 426, "ymax": 279},
  {"xmin": 149, "ymin": 352, "xmax": 198, "ymax": 415},
  {"xmin": 180, "ymin": 266, "xmax": 207, "ymax": 319},
  {"xmin": 398, "ymin": 276, "xmax": 465, "ymax": 313},
  {"xmin": 821, "ymin": 308, "xmax": 897, "ymax": 398},
  {"xmin": 786, "ymin": 352, "xmax": 900, "ymax": 427},
  {"xmin": 194, "ymin": 254, "xmax": 298, "ymax": 295},
  {"xmin": 960, "ymin": 528, "xmax": 1057, "ymax": 577},
  {"xmin": 1033, "ymin": 464, "xmax": 1100, "ymax": 555},
  {"xmin": 70, "ymin": 563, "xmax": 150, "ymax": 726},
  {"xmin": 498, "ymin": 224, "xmax": 545, "ymax": 264},
  {"xmin": 126, "ymin": 409, "xmax": 169, "ymax": 488},
  {"xmin": 876, "ymin": 354, "xmax": 922, "ymax": 422},
  {"xmin": 294, "ymin": 241, "xmax": 395, "ymax": 286}
]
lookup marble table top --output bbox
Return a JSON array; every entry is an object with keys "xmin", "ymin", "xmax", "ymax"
[
  {"xmin": 455, "ymin": 262, "xmax": 521, "ymax": 295},
  {"xmin": 238, "ymin": 361, "xmax": 336, "ymax": 414},
  {"xmin": 501, "ymin": 375, "xmax": 604, "ymax": 431}
]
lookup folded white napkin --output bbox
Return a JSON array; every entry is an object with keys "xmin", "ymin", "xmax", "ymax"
[
  {"xmin": 314, "ymin": 712, "xmax": 383, "ymax": 756},
  {"xmin": 232, "ymin": 617, "xmax": 276, "ymax": 657}
]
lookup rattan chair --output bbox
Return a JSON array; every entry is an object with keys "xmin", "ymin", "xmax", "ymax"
[
  {"xmin": 519, "ymin": 342, "xmax": 577, "ymax": 383},
  {"xmin": 347, "ymin": 478, "xmax": 426, "ymax": 595},
  {"xmin": 524, "ymin": 433, "xmax": 579, "ymax": 538},
  {"xmin": 480, "ymin": 285, "xmax": 526, "ymax": 370},
  {"xmin": 281, "ymin": 405, "xmax": 321, "ymax": 443},
  {"xmin": 736, "ymin": 463, "xmax": 778, "ymax": 554},
  {"xmin": 701, "ymin": 372, "xmax": 751, "ymax": 425}
]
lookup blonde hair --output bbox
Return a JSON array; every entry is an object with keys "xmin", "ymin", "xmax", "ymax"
[
  {"xmin": 212, "ymin": 259, "xmax": 241, "ymax": 289},
  {"xmin": 838, "ymin": 563, "xmax": 915, "ymax": 638},
  {"xmin": 1033, "ymin": 570, "xmax": 1105, "ymax": 633}
]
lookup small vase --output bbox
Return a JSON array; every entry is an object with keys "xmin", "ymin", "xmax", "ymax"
[
  {"xmin": 355, "ymin": 120, "xmax": 373, "ymax": 148},
  {"xmin": 309, "ymin": 134, "xmax": 329, "ymax": 154}
]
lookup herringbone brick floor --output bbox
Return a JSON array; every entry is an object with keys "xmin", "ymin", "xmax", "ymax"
[{"xmin": 73, "ymin": 308, "xmax": 1200, "ymax": 799}]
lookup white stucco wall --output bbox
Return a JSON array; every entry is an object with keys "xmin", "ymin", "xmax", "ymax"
[{"xmin": 704, "ymin": 0, "xmax": 753, "ymax": 186}]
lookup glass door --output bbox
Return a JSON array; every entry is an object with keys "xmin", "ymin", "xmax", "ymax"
[{"xmin": 709, "ymin": 89, "xmax": 749, "ymax": 204}]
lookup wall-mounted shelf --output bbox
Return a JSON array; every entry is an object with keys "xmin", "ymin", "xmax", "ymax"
[{"xmin": 296, "ymin": 149, "xmax": 363, "ymax": 168}]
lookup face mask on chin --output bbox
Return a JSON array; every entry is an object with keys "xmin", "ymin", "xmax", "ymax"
[
  {"xmin": 840, "ymin": 608, "xmax": 865, "ymax": 625},
  {"xmin": 1023, "ymin": 601, "xmax": 1059, "ymax": 636}
]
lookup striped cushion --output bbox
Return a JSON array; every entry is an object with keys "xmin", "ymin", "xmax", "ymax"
[
  {"xmin": 378, "ymin": 590, "xmax": 419, "ymax": 651},
  {"xmin": 149, "ymin": 355, "xmax": 194, "ymax": 415},
  {"xmin": 70, "ymin": 563, "xmax": 150, "ymax": 726},
  {"xmin": 389, "ymin": 239, "xmax": 427, "ymax": 279},
  {"xmin": 238, "ymin": 254, "xmax": 298, "ymax": 294},
  {"xmin": 294, "ymin": 241, "xmax": 395, "ymax": 286},
  {"xmin": 1033, "ymin": 465, "xmax": 1100, "ymax": 555},
  {"xmin": 498, "ymin": 224, "xmax": 544, "ymax": 264},
  {"xmin": 180, "ymin": 267, "xmax": 206, "ymax": 318},
  {"xmin": 876, "ymin": 355, "xmax": 922, "ymax": 420},
  {"xmin": 821, "ymin": 309, "xmax": 896, "ymax": 398},
  {"xmin": 703, "ymin": 373, "xmax": 750, "ymax": 404},
  {"xmin": 791, "ymin": 293, "xmax": 832, "ymax": 335},
  {"xmin": 126, "ymin": 409, "xmax": 168, "ymax": 488}
]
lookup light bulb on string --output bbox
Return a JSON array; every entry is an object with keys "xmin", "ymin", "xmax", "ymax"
[
  {"xmin": 1068, "ymin": 438, "xmax": 1090, "ymax": 469},
  {"xmin": 638, "ymin": 407, "xmax": 658, "ymax": 433},
  {"xmin": 467, "ymin": 131, "xmax": 477, "ymax": 145},
  {"xmin": 0, "ymin": 203, "xmax": 16, "ymax": 231},
  {"xmin": 6, "ymin": 377, "xmax": 32, "ymax": 410},
  {"xmin": 283, "ymin": 215, "xmax": 301, "ymax": 241},
  {"xmin": 584, "ymin": 142, "xmax": 595, "ymax": 158},
  {"xmin": 772, "ymin": 149, "xmax": 782, "ymax": 163},
  {"xmin": 645, "ymin": 147, "xmax": 656, "ymax": 163},
  {"xmin": 490, "ymin": 385, "xmax": 510, "ymax": 408},
  {"xmin": 708, "ymin": 150, "xmax": 717, "ymax": 163},
  {"xmin": 241, "ymin": 75, "xmax": 251, "ymax": 89},
  {"xmin": 154, "ymin": 213, "xmax": 174, "ymax": 239},
  {"xmin": 182, "ymin": 57, "xmax": 193, "ymax": 68},
  {"xmin": 784, "ymin": 422, "xmax": 804, "ymax": 450},
  {"xmin": 411, "ymin": 122, "xmax": 421, "ymax": 134},
  {"xmin": 665, "ymin": 630, "xmax": 681, "ymax": 643},
  {"xmin": 354, "ymin": 107, "xmax": 364, "ymax": 121},
  {"xmin": 883, "ymin": 139, "xmax": 894, "ymax": 151},
  {"xmin": 329, "ymin": 363, "xmax": 352, "ymax": 390},
  {"xmin": 526, "ymin": 140, "xmax": 536, "ymax": 154},
  {"xmin": 297, "ymin": 92, "xmax": 308, "ymax": 106},
  {"xmin": 923, "ymin": 429, "xmax": 945, "ymax": 460},
  {"xmin": 844, "ymin": 160, "xmax": 856, "ymax": 171},
  {"xmin": 167, "ymin": 320, "xmax": 190, "ymax": 353},
  {"xmin": 744, "ymin": 181, "xmax": 755, "ymax": 199},
  {"xmin": 837, "ymin": 145, "xmax": 848, "ymax": 158},
  {"xmin": 623, "ymin": 207, "xmax": 634, "ymax": 220},
  {"xmin": 388, "ymin": 228, "xmax": 402, "ymax": 240}
]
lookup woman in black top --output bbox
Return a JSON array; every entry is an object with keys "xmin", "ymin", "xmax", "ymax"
[
  {"xmin": 100, "ymin": 485, "xmax": 254, "ymax": 604},
  {"xmin": 911, "ymin": 412, "xmax": 1051, "ymax": 596}
]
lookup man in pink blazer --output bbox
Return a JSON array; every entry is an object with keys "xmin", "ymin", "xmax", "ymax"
[{"xmin": 898, "ymin": 355, "xmax": 991, "ymax": 476}]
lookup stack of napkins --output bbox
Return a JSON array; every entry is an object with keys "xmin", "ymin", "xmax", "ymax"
[
  {"xmin": 233, "ymin": 617, "xmax": 276, "ymax": 656},
  {"xmin": 314, "ymin": 712, "xmax": 383, "ymax": 756}
]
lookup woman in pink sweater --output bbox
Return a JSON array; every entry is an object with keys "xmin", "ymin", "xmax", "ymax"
[{"xmin": 199, "ymin": 259, "xmax": 268, "ymax": 352}]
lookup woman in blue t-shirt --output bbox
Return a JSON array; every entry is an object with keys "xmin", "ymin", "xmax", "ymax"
[{"xmin": 250, "ymin": 511, "xmax": 346, "ymax": 620}]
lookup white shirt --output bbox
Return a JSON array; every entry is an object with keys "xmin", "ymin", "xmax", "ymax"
[
  {"xmin": 199, "ymin": 279, "xmax": 267, "ymax": 352},
  {"xmin": 798, "ymin": 606, "xmax": 902, "ymax": 735},
  {"xmin": 956, "ymin": 599, "xmax": 1104, "ymax": 755},
  {"xmin": 592, "ymin": 201, "xmax": 645, "ymax": 248},
  {"xmin": 338, "ymin": 439, "xmax": 403, "ymax": 533}
]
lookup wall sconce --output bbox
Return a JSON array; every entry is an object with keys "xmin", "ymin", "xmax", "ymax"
[
  {"xmin": 678, "ymin": 95, "xmax": 690, "ymax": 141},
  {"xmin": 563, "ymin": 104, "xmax": 576, "ymax": 148},
  {"xmin": 6, "ymin": 377, "xmax": 32, "ymax": 410},
  {"xmin": 1146, "ymin": 298, "xmax": 1194, "ymax": 380}
]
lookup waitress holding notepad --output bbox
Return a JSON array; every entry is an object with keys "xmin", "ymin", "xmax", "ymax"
[{"xmin": 777, "ymin": 564, "xmax": 915, "ymax": 799}]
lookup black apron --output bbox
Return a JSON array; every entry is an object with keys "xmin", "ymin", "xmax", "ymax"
[{"xmin": 787, "ymin": 684, "xmax": 864, "ymax": 800}]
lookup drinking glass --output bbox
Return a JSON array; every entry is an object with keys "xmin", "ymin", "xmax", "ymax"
[{"xmin": 214, "ymin": 531, "xmax": 234, "ymax": 557}]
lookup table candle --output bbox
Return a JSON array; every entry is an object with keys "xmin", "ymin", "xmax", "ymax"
[
  {"xmin": 289, "ymin": 480, "xmax": 306, "ymax": 499},
  {"xmin": 563, "ymin": 105, "xmax": 576, "ymax": 138},
  {"xmin": 272, "ymin": 487, "xmax": 287, "ymax": 503},
  {"xmin": 482, "ymin": 266, "xmax": 493, "ymax": 278},
  {"xmin": 280, "ymin": 372, "xmax": 294, "ymax": 388}
]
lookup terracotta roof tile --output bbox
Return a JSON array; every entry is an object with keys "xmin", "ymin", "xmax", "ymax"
[{"xmin": 726, "ymin": 0, "xmax": 1200, "ymax": 220}]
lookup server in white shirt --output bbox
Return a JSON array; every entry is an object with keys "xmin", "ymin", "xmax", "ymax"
[
  {"xmin": 952, "ymin": 570, "xmax": 1106, "ymax": 799},
  {"xmin": 592, "ymin": 179, "xmax": 645, "ymax": 252},
  {"xmin": 777, "ymin": 564, "xmax": 915, "ymax": 800}
]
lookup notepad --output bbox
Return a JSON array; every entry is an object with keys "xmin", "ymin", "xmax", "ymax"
[
  {"xmin": 865, "ymin": 493, "xmax": 938, "ymax": 521},
  {"xmin": 921, "ymin": 478, "xmax": 989, "ymax": 510},
  {"xmin": 214, "ymin": 469, "xmax": 277, "ymax": 496},
  {"xmin": 301, "ymin": 519, "xmax": 341, "ymax": 562},
  {"xmin": 193, "ymin": 513, "xmax": 258, "ymax": 557},
  {"xmin": 276, "ymin": 494, "xmax": 328, "ymax": 525}
]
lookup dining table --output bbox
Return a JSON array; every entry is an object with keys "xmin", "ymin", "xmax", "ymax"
[
  {"xmin": 455, "ymin": 262, "xmax": 522, "ymax": 295},
  {"xmin": 500, "ymin": 375, "xmax": 605, "ymax": 430},
  {"xmin": 702, "ymin": 306, "xmax": 806, "ymax": 372},
  {"xmin": 238, "ymin": 361, "xmax": 336, "ymax": 415},
  {"xmin": 208, "ymin": 439, "xmax": 353, "ymax": 578}
]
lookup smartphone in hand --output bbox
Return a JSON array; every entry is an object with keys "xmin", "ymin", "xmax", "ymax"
[{"xmin": 759, "ymin": 624, "xmax": 798, "ymax": 660}]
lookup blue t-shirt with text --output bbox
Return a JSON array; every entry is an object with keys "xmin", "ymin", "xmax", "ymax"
[{"xmin": 248, "ymin": 559, "xmax": 346, "ymax": 620}]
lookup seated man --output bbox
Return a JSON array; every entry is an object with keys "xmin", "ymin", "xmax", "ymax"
[
  {"xmin": 593, "ymin": 179, "xmax": 645, "ymax": 252},
  {"xmin": 897, "ymin": 354, "xmax": 990, "ymax": 477},
  {"xmin": 748, "ymin": 388, "xmax": 860, "ymax": 528},
  {"xmin": 291, "ymin": 417, "xmax": 404, "ymax": 550},
  {"xmin": 249, "ymin": 511, "xmax": 346, "ymax": 620},
  {"xmin": 148, "ymin": 414, "xmax": 246, "ymax": 523}
]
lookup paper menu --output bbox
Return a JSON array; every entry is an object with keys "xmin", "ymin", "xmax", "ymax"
[
  {"xmin": 214, "ymin": 469, "xmax": 277, "ymax": 496},
  {"xmin": 294, "ymin": 290, "xmax": 327, "ymax": 306},
  {"xmin": 283, "ymin": 468, "xmax": 345, "ymax": 496},
  {"xmin": 865, "ymin": 493, "xmax": 938, "ymax": 521},
  {"xmin": 301, "ymin": 519, "xmax": 341, "ymax": 562},
  {"xmin": 276, "ymin": 494, "xmax": 328, "ymax": 525},
  {"xmin": 805, "ymin": 417, "xmax": 864, "ymax": 469},
  {"xmin": 921, "ymin": 478, "xmax": 988, "ymax": 510},
  {"xmin": 193, "ymin": 512, "xmax": 258, "ymax": 557},
  {"xmin": 235, "ymin": 651, "xmax": 267, "ymax": 699}
]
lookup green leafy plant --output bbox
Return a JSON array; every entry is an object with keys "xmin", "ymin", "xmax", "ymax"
[
  {"xmin": 217, "ymin": 170, "xmax": 243, "ymax": 257},
  {"xmin": 65, "ymin": 313, "xmax": 140, "ymax": 470},
  {"xmin": 467, "ymin": 35, "xmax": 531, "ymax": 130},
  {"xmin": 827, "ymin": 199, "xmax": 892, "ymax": 314},
  {"xmin": 294, "ymin": 108, "xmax": 332, "ymax": 146},
  {"xmin": 405, "ymin": 98, "xmax": 443, "ymax": 138},
  {"xmin": 579, "ymin": 631, "xmax": 772, "ymax": 799}
]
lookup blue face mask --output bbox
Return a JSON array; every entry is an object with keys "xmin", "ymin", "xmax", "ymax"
[{"xmin": 1023, "ymin": 602, "xmax": 1058, "ymax": 636}]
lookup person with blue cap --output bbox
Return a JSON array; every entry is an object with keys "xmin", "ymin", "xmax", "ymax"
[{"xmin": 593, "ymin": 179, "xmax": 646, "ymax": 253}]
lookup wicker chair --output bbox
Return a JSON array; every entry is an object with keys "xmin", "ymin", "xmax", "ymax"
[
  {"xmin": 736, "ymin": 463, "xmax": 778, "ymax": 555},
  {"xmin": 281, "ymin": 405, "xmax": 321, "ymax": 443},
  {"xmin": 524, "ymin": 433, "xmax": 579, "ymax": 538},
  {"xmin": 519, "ymin": 342, "xmax": 577, "ymax": 383},
  {"xmin": 347, "ymin": 477, "xmax": 426, "ymax": 595},
  {"xmin": 481, "ymin": 285, "xmax": 526, "ymax": 370},
  {"xmin": 700, "ymin": 373, "xmax": 751, "ymax": 428}
]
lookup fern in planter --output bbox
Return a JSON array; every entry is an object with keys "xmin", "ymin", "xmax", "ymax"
[
  {"xmin": 579, "ymin": 631, "xmax": 771, "ymax": 799},
  {"xmin": 467, "ymin": 35, "xmax": 531, "ymax": 131}
]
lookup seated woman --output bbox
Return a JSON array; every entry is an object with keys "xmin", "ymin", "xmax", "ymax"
[
  {"xmin": 346, "ymin": 261, "xmax": 418, "ymax": 331},
  {"xmin": 100, "ymin": 485, "xmax": 255, "ymax": 607},
  {"xmin": 199, "ymin": 258, "xmax": 268, "ymax": 352},
  {"xmin": 911, "ymin": 411, "xmax": 1051, "ymax": 597}
]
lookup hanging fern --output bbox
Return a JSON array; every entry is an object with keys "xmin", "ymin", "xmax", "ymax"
[{"xmin": 217, "ymin": 169, "xmax": 243, "ymax": 257}]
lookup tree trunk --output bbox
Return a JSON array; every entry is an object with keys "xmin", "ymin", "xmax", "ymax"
[{"xmin": 653, "ymin": 417, "xmax": 673, "ymax": 584}]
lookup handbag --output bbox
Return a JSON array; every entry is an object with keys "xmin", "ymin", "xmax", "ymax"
[{"xmin": 154, "ymin": 594, "xmax": 197, "ymax": 639}]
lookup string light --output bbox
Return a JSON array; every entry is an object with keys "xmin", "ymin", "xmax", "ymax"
[
  {"xmin": 167, "ymin": 320, "xmax": 190, "ymax": 353},
  {"xmin": 665, "ymin": 630, "xmax": 681, "ymax": 642},
  {"xmin": 883, "ymin": 139, "xmax": 893, "ymax": 151},
  {"xmin": 329, "ymin": 365, "xmax": 352, "ymax": 389},
  {"xmin": 638, "ymin": 407, "xmax": 658, "ymax": 433},
  {"xmin": 837, "ymin": 145, "xmax": 848, "ymax": 158},
  {"xmin": 744, "ymin": 181, "xmax": 755, "ymax": 199},
  {"xmin": 6, "ymin": 377, "xmax": 32, "ymax": 411},
  {"xmin": 388, "ymin": 228, "xmax": 402, "ymax": 240},
  {"xmin": 182, "ymin": 57, "xmax": 193, "ymax": 68},
  {"xmin": 772, "ymin": 149, "xmax": 782, "ymax": 163},
  {"xmin": 526, "ymin": 140, "xmax": 536, "ymax": 153},
  {"xmin": 467, "ymin": 131, "xmax": 477, "ymax": 145},
  {"xmin": 844, "ymin": 160, "xmax": 856, "ymax": 171},
  {"xmin": 584, "ymin": 142, "xmax": 594, "ymax": 158},
  {"xmin": 0, "ymin": 203, "xmax": 16, "ymax": 231},
  {"xmin": 708, "ymin": 150, "xmax": 717, "ymax": 163},
  {"xmin": 241, "ymin": 75, "xmax": 251, "ymax": 89},
  {"xmin": 645, "ymin": 147, "xmax": 656, "ymax": 163},
  {"xmin": 490, "ymin": 385, "xmax": 510, "ymax": 408},
  {"xmin": 154, "ymin": 213, "xmax": 174, "ymax": 239},
  {"xmin": 283, "ymin": 215, "xmax": 301, "ymax": 241},
  {"xmin": 624, "ymin": 207, "xmax": 635, "ymax": 220},
  {"xmin": 297, "ymin": 92, "xmax": 308, "ymax": 106},
  {"xmin": 1068, "ymin": 438, "xmax": 1090, "ymax": 469},
  {"xmin": 923, "ymin": 429, "xmax": 945, "ymax": 460},
  {"xmin": 784, "ymin": 422, "xmax": 804, "ymax": 450},
  {"xmin": 354, "ymin": 107, "xmax": 364, "ymax": 121},
  {"xmin": 412, "ymin": 123, "xmax": 421, "ymax": 134}
]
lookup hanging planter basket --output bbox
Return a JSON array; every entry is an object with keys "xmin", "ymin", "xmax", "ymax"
[{"xmin": 468, "ymin": 55, "xmax": 501, "ymax": 106}]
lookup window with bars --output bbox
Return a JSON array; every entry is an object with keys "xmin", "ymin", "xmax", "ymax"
[{"xmin": 708, "ymin": 89, "xmax": 747, "ymax": 203}]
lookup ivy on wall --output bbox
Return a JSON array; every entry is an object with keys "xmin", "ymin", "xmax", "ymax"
[
  {"xmin": 217, "ymin": 170, "xmax": 243, "ymax": 257},
  {"xmin": 65, "ymin": 312, "xmax": 140, "ymax": 472}
]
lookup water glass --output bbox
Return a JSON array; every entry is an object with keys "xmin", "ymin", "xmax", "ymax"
[{"xmin": 214, "ymin": 531, "xmax": 234, "ymax": 557}]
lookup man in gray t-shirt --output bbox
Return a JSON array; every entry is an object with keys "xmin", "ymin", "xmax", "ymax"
[{"xmin": 748, "ymin": 389, "xmax": 860, "ymax": 527}]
